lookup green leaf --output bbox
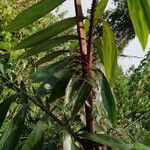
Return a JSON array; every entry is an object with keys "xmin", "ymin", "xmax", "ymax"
[
  {"xmin": 48, "ymin": 69, "xmax": 75, "ymax": 103},
  {"xmin": 133, "ymin": 142, "xmax": 150, "ymax": 150},
  {"xmin": 83, "ymin": 133, "xmax": 132, "ymax": 150},
  {"xmin": 0, "ymin": 106, "xmax": 28, "ymax": 150},
  {"xmin": 35, "ymin": 50, "xmax": 69, "ymax": 66},
  {"xmin": 0, "ymin": 95, "xmax": 17, "ymax": 127},
  {"xmin": 32, "ymin": 56, "xmax": 73, "ymax": 83},
  {"xmin": 72, "ymin": 81, "xmax": 93, "ymax": 117},
  {"xmin": 139, "ymin": 0, "xmax": 150, "ymax": 32},
  {"xmin": 127, "ymin": 0, "xmax": 149, "ymax": 49},
  {"xmin": 99, "ymin": 70, "xmax": 117, "ymax": 126},
  {"xmin": 63, "ymin": 130, "xmax": 76, "ymax": 150},
  {"xmin": 5, "ymin": 0, "xmax": 66, "ymax": 32},
  {"xmin": 22, "ymin": 121, "xmax": 45, "ymax": 150},
  {"xmin": 19, "ymin": 35, "xmax": 78, "ymax": 58},
  {"xmin": 102, "ymin": 21, "xmax": 117, "ymax": 85},
  {"xmin": 14, "ymin": 17, "xmax": 78, "ymax": 49}
]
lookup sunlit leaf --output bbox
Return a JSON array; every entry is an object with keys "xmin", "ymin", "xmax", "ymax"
[
  {"xmin": 102, "ymin": 21, "xmax": 117, "ymax": 85},
  {"xmin": 139, "ymin": 0, "xmax": 150, "ymax": 32},
  {"xmin": 19, "ymin": 35, "xmax": 78, "ymax": 58},
  {"xmin": 22, "ymin": 121, "xmax": 45, "ymax": 150},
  {"xmin": 5, "ymin": 0, "xmax": 66, "ymax": 32},
  {"xmin": 127, "ymin": 0, "xmax": 149, "ymax": 49},
  {"xmin": 0, "ymin": 106, "xmax": 28, "ymax": 150},
  {"xmin": 72, "ymin": 81, "xmax": 93, "ymax": 117},
  {"xmin": 83, "ymin": 133, "xmax": 132, "ymax": 150},
  {"xmin": 14, "ymin": 17, "xmax": 78, "ymax": 49}
]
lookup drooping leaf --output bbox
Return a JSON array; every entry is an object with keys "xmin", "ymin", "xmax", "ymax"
[
  {"xmin": 14, "ymin": 17, "xmax": 78, "ymax": 49},
  {"xmin": 0, "ymin": 106, "xmax": 28, "ymax": 150},
  {"xmin": 139, "ymin": 0, "xmax": 150, "ymax": 32},
  {"xmin": 32, "ymin": 56, "xmax": 73, "ymax": 83},
  {"xmin": 48, "ymin": 69, "xmax": 75, "ymax": 103},
  {"xmin": 19, "ymin": 35, "xmax": 78, "ymax": 58},
  {"xmin": 83, "ymin": 133, "xmax": 132, "ymax": 150},
  {"xmin": 0, "ymin": 94, "xmax": 17, "ymax": 127},
  {"xmin": 102, "ymin": 21, "xmax": 117, "ymax": 85},
  {"xmin": 5, "ymin": 0, "xmax": 66, "ymax": 32},
  {"xmin": 72, "ymin": 81, "xmax": 93, "ymax": 117},
  {"xmin": 63, "ymin": 130, "xmax": 76, "ymax": 150},
  {"xmin": 35, "ymin": 50, "xmax": 69, "ymax": 66},
  {"xmin": 22, "ymin": 121, "xmax": 45, "ymax": 150},
  {"xmin": 127, "ymin": 0, "xmax": 149, "ymax": 49},
  {"xmin": 98, "ymin": 70, "xmax": 117, "ymax": 126}
]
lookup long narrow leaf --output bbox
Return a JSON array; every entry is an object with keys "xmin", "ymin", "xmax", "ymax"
[
  {"xmin": 19, "ymin": 35, "xmax": 78, "ymax": 58},
  {"xmin": 0, "ymin": 95, "xmax": 17, "ymax": 127},
  {"xmin": 5, "ymin": 0, "xmax": 66, "ymax": 32},
  {"xmin": 102, "ymin": 21, "xmax": 117, "ymax": 85},
  {"xmin": 0, "ymin": 106, "xmax": 28, "ymax": 150},
  {"xmin": 22, "ymin": 121, "xmax": 45, "ymax": 150},
  {"xmin": 72, "ymin": 81, "xmax": 93, "ymax": 117},
  {"xmin": 139, "ymin": 0, "xmax": 150, "ymax": 32},
  {"xmin": 97, "ymin": 70, "xmax": 117, "ymax": 126},
  {"xmin": 83, "ymin": 133, "xmax": 132, "ymax": 150},
  {"xmin": 35, "ymin": 50, "xmax": 69, "ymax": 66},
  {"xmin": 127, "ymin": 0, "xmax": 149, "ymax": 49},
  {"xmin": 14, "ymin": 17, "xmax": 78, "ymax": 49}
]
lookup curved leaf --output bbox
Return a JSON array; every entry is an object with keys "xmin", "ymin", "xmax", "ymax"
[
  {"xmin": 35, "ymin": 50, "xmax": 69, "ymax": 66},
  {"xmin": 0, "ymin": 106, "xmax": 28, "ymax": 150},
  {"xmin": 22, "ymin": 121, "xmax": 45, "ymax": 150},
  {"xmin": 72, "ymin": 81, "xmax": 93, "ymax": 117},
  {"xmin": 5, "ymin": 0, "xmax": 66, "ymax": 32},
  {"xmin": 48, "ymin": 69, "xmax": 75, "ymax": 103},
  {"xmin": 0, "ymin": 94, "xmax": 17, "ymax": 127},
  {"xmin": 14, "ymin": 17, "xmax": 78, "ymax": 49},
  {"xmin": 19, "ymin": 35, "xmax": 78, "ymax": 58},
  {"xmin": 127, "ymin": 0, "xmax": 149, "ymax": 49},
  {"xmin": 97, "ymin": 70, "xmax": 117, "ymax": 126},
  {"xmin": 102, "ymin": 21, "xmax": 117, "ymax": 85},
  {"xmin": 83, "ymin": 133, "xmax": 132, "ymax": 150}
]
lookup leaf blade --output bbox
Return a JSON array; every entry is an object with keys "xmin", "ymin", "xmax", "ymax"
[{"xmin": 5, "ymin": 0, "xmax": 66, "ymax": 32}]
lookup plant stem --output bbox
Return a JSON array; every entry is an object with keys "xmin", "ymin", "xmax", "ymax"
[{"xmin": 74, "ymin": 0, "xmax": 97, "ymax": 149}]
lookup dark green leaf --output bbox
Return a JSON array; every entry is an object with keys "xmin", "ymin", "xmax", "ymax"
[
  {"xmin": 32, "ymin": 56, "xmax": 73, "ymax": 83},
  {"xmin": 5, "ymin": 0, "xmax": 66, "ymax": 32},
  {"xmin": 22, "ymin": 121, "xmax": 45, "ymax": 150},
  {"xmin": 0, "ymin": 106, "xmax": 28, "ymax": 150},
  {"xmin": 99, "ymin": 70, "xmax": 117, "ymax": 126},
  {"xmin": 83, "ymin": 133, "xmax": 132, "ymax": 150},
  {"xmin": 35, "ymin": 50, "xmax": 69, "ymax": 66},
  {"xmin": 102, "ymin": 21, "xmax": 117, "ymax": 85},
  {"xmin": 139, "ymin": 0, "xmax": 150, "ymax": 32},
  {"xmin": 19, "ymin": 35, "xmax": 78, "ymax": 58},
  {"xmin": 72, "ymin": 81, "xmax": 93, "ymax": 117},
  {"xmin": 48, "ymin": 69, "xmax": 75, "ymax": 103},
  {"xmin": 0, "ymin": 95, "xmax": 17, "ymax": 127},
  {"xmin": 127, "ymin": 0, "xmax": 149, "ymax": 49},
  {"xmin": 14, "ymin": 17, "xmax": 78, "ymax": 49}
]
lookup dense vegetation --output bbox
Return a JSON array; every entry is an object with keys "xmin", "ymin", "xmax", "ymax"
[{"xmin": 0, "ymin": 0, "xmax": 150, "ymax": 149}]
